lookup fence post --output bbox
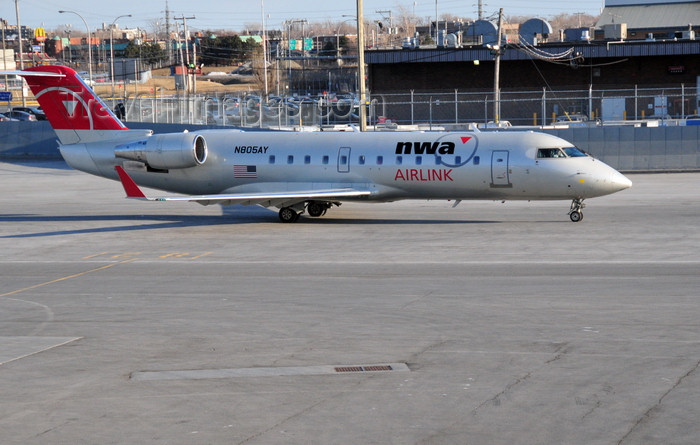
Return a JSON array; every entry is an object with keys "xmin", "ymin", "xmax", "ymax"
[
  {"xmin": 454, "ymin": 89, "xmax": 458, "ymax": 124},
  {"xmin": 429, "ymin": 96, "xmax": 433, "ymax": 130},
  {"xmin": 541, "ymin": 88, "xmax": 546, "ymax": 126},
  {"xmin": 410, "ymin": 90, "xmax": 414, "ymax": 125},
  {"xmin": 681, "ymin": 83, "xmax": 685, "ymax": 117}
]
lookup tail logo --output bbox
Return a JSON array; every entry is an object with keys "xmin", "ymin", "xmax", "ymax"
[
  {"xmin": 35, "ymin": 86, "xmax": 97, "ymax": 131},
  {"xmin": 63, "ymin": 99, "xmax": 78, "ymax": 116}
]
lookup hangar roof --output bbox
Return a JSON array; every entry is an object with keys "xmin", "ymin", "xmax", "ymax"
[{"xmin": 596, "ymin": 2, "xmax": 700, "ymax": 29}]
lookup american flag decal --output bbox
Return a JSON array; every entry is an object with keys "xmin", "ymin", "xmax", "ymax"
[{"xmin": 234, "ymin": 165, "xmax": 257, "ymax": 178}]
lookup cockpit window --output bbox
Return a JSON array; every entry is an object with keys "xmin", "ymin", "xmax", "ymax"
[
  {"xmin": 537, "ymin": 147, "xmax": 588, "ymax": 159},
  {"xmin": 563, "ymin": 146, "xmax": 587, "ymax": 157},
  {"xmin": 537, "ymin": 148, "xmax": 567, "ymax": 158}
]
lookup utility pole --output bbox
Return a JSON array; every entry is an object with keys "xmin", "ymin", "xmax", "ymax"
[
  {"xmin": 174, "ymin": 15, "xmax": 195, "ymax": 93},
  {"xmin": 164, "ymin": 1, "xmax": 172, "ymax": 65},
  {"xmin": 357, "ymin": 0, "xmax": 367, "ymax": 131},
  {"xmin": 493, "ymin": 8, "xmax": 503, "ymax": 124}
]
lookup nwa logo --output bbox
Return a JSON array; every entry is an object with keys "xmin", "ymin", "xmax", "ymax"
[
  {"xmin": 395, "ymin": 141, "xmax": 456, "ymax": 155},
  {"xmin": 395, "ymin": 136, "xmax": 473, "ymax": 156},
  {"xmin": 394, "ymin": 136, "xmax": 478, "ymax": 168}
]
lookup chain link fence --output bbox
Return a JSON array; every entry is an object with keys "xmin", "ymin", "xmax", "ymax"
[{"xmin": 114, "ymin": 83, "xmax": 700, "ymax": 128}]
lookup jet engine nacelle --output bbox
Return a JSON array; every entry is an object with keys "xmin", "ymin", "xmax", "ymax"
[{"xmin": 114, "ymin": 132, "xmax": 208, "ymax": 169}]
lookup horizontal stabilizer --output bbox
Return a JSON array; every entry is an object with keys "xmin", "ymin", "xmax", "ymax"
[{"xmin": 115, "ymin": 166, "xmax": 147, "ymax": 199}]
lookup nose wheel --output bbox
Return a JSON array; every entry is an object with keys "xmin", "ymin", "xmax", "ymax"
[{"xmin": 568, "ymin": 198, "xmax": 585, "ymax": 222}]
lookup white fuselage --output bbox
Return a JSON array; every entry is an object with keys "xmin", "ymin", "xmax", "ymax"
[{"xmin": 60, "ymin": 129, "xmax": 632, "ymax": 203}]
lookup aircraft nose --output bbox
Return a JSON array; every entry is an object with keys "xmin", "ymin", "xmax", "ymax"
[{"xmin": 610, "ymin": 170, "xmax": 633, "ymax": 192}]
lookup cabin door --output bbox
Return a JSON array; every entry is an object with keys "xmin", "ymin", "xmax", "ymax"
[{"xmin": 490, "ymin": 150, "xmax": 511, "ymax": 187}]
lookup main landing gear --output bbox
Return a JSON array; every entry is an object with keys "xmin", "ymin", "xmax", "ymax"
[
  {"xmin": 278, "ymin": 201, "xmax": 338, "ymax": 223},
  {"xmin": 568, "ymin": 198, "xmax": 585, "ymax": 222},
  {"xmin": 278, "ymin": 207, "xmax": 300, "ymax": 223}
]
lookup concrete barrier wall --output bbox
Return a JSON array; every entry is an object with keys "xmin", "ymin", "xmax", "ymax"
[
  {"xmin": 0, "ymin": 121, "xmax": 60, "ymax": 158},
  {"xmin": 1, "ymin": 121, "xmax": 699, "ymax": 172},
  {"xmin": 542, "ymin": 126, "xmax": 700, "ymax": 171}
]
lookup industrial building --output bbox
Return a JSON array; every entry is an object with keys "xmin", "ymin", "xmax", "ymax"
[{"xmin": 364, "ymin": 0, "xmax": 700, "ymax": 123}]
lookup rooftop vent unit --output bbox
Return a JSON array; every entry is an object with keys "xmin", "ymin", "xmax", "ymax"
[
  {"xmin": 603, "ymin": 23, "xmax": 627, "ymax": 40},
  {"xmin": 519, "ymin": 18, "xmax": 553, "ymax": 45},
  {"xmin": 465, "ymin": 19, "xmax": 498, "ymax": 46}
]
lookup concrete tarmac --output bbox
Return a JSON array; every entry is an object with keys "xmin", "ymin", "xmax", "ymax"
[{"xmin": 1, "ymin": 161, "xmax": 699, "ymax": 444}]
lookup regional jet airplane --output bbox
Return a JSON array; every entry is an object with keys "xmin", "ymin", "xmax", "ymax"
[{"xmin": 15, "ymin": 66, "xmax": 631, "ymax": 222}]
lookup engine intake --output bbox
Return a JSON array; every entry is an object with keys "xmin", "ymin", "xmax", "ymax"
[{"xmin": 115, "ymin": 132, "xmax": 207, "ymax": 169}]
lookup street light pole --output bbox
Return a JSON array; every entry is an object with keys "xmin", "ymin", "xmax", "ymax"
[
  {"xmin": 59, "ymin": 10, "xmax": 92, "ymax": 85},
  {"xmin": 15, "ymin": 0, "xmax": 26, "ymax": 105},
  {"xmin": 110, "ymin": 14, "xmax": 132, "ymax": 97}
]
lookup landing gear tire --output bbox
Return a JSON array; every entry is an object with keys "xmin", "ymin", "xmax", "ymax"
[
  {"xmin": 307, "ymin": 201, "xmax": 327, "ymax": 217},
  {"xmin": 568, "ymin": 198, "xmax": 585, "ymax": 222},
  {"xmin": 278, "ymin": 207, "xmax": 300, "ymax": 223}
]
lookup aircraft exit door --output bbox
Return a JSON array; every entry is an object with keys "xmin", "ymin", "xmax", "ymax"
[
  {"xmin": 338, "ymin": 147, "xmax": 351, "ymax": 173},
  {"xmin": 490, "ymin": 150, "xmax": 511, "ymax": 187}
]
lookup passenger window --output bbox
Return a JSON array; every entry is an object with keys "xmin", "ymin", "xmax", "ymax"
[
  {"xmin": 304, "ymin": 155, "xmax": 311, "ymax": 164},
  {"xmin": 287, "ymin": 155, "xmax": 294, "ymax": 164},
  {"xmin": 269, "ymin": 155, "xmax": 275, "ymax": 164},
  {"xmin": 455, "ymin": 156, "xmax": 461, "ymax": 164},
  {"xmin": 415, "ymin": 156, "xmax": 422, "ymax": 165},
  {"xmin": 473, "ymin": 156, "xmax": 480, "ymax": 165},
  {"xmin": 435, "ymin": 155, "xmax": 441, "ymax": 165},
  {"xmin": 396, "ymin": 156, "xmax": 403, "ymax": 165},
  {"xmin": 377, "ymin": 156, "xmax": 383, "ymax": 165},
  {"xmin": 322, "ymin": 155, "xmax": 329, "ymax": 165},
  {"xmin": 358, "ymin": 155, "xmax": 366, "ymax": 165}
]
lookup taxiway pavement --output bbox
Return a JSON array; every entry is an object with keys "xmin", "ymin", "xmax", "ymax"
[{"xmin": 1, "ymin": 161, "xmax": 699, "ymax": 444}]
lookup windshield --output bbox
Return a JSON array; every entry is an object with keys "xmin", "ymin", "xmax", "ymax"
[
  {"xmin": 563, "ymin": 146, "xmax": 588, "ymax": 157},
  {"xmin": 537, "ymin": 147, "xmax": 588, "ymax": 159}
]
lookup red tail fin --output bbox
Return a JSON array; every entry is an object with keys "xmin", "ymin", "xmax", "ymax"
[{"xmin": 21, "ymin": 65, "xmax": 128, "ymax": 135}]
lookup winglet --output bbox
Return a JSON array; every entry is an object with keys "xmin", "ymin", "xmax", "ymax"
[{"xmin": 115, "ymin": 166, "xmax": 147, "ymax": 199}]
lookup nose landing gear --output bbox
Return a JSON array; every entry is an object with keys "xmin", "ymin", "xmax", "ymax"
[{"xmin": 569, "ymin": 198, "xmax": 585, "ymax": 222}]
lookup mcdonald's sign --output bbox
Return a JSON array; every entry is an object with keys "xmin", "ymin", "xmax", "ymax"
[{"xmin": 35, "ymin": 27, "xmax": 46, "ymax": 42}]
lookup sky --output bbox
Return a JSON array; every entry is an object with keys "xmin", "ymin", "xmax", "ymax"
[{"xmin": 2, "ymin": 0, "xmax": 606, "ymax": 34}]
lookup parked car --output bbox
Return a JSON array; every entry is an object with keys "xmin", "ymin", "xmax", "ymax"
[
  {"xmin": 5, "ymin": 110, "xmax": 37, "ymax": 121},
  {"xmin": 0, "ymin": 112, "xmax": 17, "ymax": 122},
  {"xmin": 12, "ymin": 106, "xmax": 46, "ymax": 120}
]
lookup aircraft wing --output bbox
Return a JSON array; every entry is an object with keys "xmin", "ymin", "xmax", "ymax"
[{"xmin": 115, "ymin": 166, "xmax": 371, "ymax": 207}]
